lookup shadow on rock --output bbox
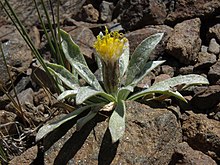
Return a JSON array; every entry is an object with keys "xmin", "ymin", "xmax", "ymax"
[{"xmin": 98, "ymin": 129, "xmax": 119, "ymax": 165}]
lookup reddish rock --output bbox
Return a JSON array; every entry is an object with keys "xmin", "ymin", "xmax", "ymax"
[
  {"xmin": 153, "ymin": 74, "xmax": 171, "ymax": 85},
  {"xmin": 171, "ymin": 142, "xmax": 217, "ymax": 165},
  {"xmin": 194, "ymin": 52, "xmax": 216, "ymax": 69},
  {"xmin": 9, "ymin": 146, "xmax": 38, "ymax": 165},
  {"xmin": 63, "ymin": 26, "xmax": 96, "ymax": 65},
  {"xmin": 182, "ymin": 112, "xmax": 220, "ymax": 161},
  {"xmin": 191, "ymin": 85, "xmax": 220, "ymax": 112},
  {"xmin": 166, "ymin": 0, "xmax": 220, "ymax": 24},
  {"xmin": 114, "ymin": 0, "xmax": 168, "ymax": 30},
  {"xmin": 77, "ymin": 4, "xmax": 99, "ymax": 23},
  {"xmin": 43, "ymin": 101, "xmax": 182, "ymax": 165},
  {"xmin": 208, "ymin": 59, "xmax": 220, "ymax": 84},
  {"xmin": 126, "ymin": 25, "xmax": 173, "ymax": 60},
  {"xmin": 166, "ymin": 18, "xmax": 201, "ymax": 65}
]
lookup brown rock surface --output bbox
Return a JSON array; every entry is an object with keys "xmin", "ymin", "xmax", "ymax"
[
  {"xmin": 171, "ymin": 142, "xmax": 217, "ymax": 165},
  {"xmin": 182, "ymin": 112, "xmax": 220, "ymax": 161},
  {"xmin": 208, "ymin": 24, "xmax": 220, "ymax": 43},
  {"xmin": 166, "ymin": 0, "xmax": 220, "ymax": 24},
  {"xmin": 9, "ymin": 146, "xmax": 38, "ymax": 165},
  {"xmin": 126, "ymin": 25, "xmax": 173, "ymax": 60},
  {"xmin": 166, "ymin": 18, "xmax": 201, "ymax": 65},
  {"xmin": 43, "ymin": 101, "xmax": 182, "ymax": 165}
]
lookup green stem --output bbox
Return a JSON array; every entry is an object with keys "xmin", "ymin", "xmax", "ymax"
[{"xmin": 102, "ymin": 60, "xmax": 120, "ymax": 97}]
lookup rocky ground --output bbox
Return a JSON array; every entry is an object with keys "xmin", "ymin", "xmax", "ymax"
[{"xmin": 0, "ymin": 0, "xmax": 220, "ymax": 165}]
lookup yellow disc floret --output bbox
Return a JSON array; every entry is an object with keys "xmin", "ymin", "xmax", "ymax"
[{"xmin": 94, "ymin": 27, "xmax": 128, "ymax": 62}]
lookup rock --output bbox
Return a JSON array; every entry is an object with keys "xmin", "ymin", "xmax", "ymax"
[
  {"xmin": 0, "ymin": 25, "xmax": 33, "ymax": 84},
  {"xmin": 6, "ymin": 88, "xmax": 34, "ymax": 113},
  {"xmin": 126, "ymin": 25, "xmax": 173, "ymax": 60},
  {"xmin": 100, "ymin": 1, "xmax": 114, "ymax": 22},
  {"xmin": 191, "ymin": 85, "xmax": 220, "ymax": 112},
  {"xmin": 208, "ymin": 59, "xmax": 220, "ymax": 84},
  {"xmin": 208, "ymin": 38, "xmax": 220, "ymax": 55},
  {"xmin": 178, "ymin": 66, "xmax": 194, "ymax": 75},
  {"xmin": 194, "ymin": 52, "xmax": 216, "ymax": 70},
  {"xmin": 33, "ymin": 88, "xmax": 52, "ymax": 106},
  {"xmin": 43, "ymin": 101, "xmax": 182, "ymax": 164},
  {"xmin": 161, "ymin": 65, "xmax": 175, "ymax": 77},
  {"xmin": 166, "ymin": 18, "xmax": 201, "ymax": 65},
  {"xmin": 77, "ymin": 4, "xmax": 99, "ymax": 23},
  {"xmin": 166, "ymin": 0, "xmax": 220, "ymax": 24},
  {"xmin": 0, "ymin": 0, "xmax": 87, "ymax": 27},
  {"xmin": 29, "ymin": 26, "xmax": 41, "ymax": 49},
  {"xmin": 63, "ymin": 26, "xmax": 96, "ymax": 66},
  {"xmin": 201, "ymin": 45, "xmax": 208, "ymax": 52},
  {"xmin": 182, "ymin": 112, "xmax": 220, "ymax": 162},
  {"xmin": 113, "ymin": 0, "xmax": 168, "ymax": 30},
  {"xmin": 170, "ymin": 142, "xmax": 217, "ymax": 165},
  {"xmin": 137, "ymin": 72, "xmax": 155, "ymax": 89},
  {"xmin": 9, "ymin": 146, "xmax": 38, "ymax": 165},
  {"xmin": 0, "ymin": 110, "xmax": 17, "ymax": 136},
  {"xmin": 208, "ymin": 24, "xmax": 220, "ymax": 43},
  {"xmin": 153, "ymin": 74, "xmax": 171, "ymax": 84}
]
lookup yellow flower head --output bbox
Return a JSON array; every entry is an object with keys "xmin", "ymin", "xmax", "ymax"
[{"xmin": 94, "ymin": 27, "xmax": 128, "ymax": 62}]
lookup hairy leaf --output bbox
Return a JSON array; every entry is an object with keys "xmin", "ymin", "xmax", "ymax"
[
  {"xmin": 57, "ymin": 89, "xmax": 79, "ymax": 100},
  {"xmin": 129, "ymin": 74, "xmax": 209, "ymax": 101},
  {"xmin": 60, "ymin": 29, "xmax": 102, "ymax": 91},
  {"xmin": 35, "ymin": 104, "xmax": 98, "ymax": 142},
  {"xmin": 119, "ymin": 41, "xmax": 130, "ymax": 77},
  {"xmin": 109, "ymin": 100, "xmax": 126, "ymax": 143},
  {"xmin": 47, "ymin": 62, "xmax": 79, "ymax": 89},
  {"xmin": 125, "ymin": 33, "xmax": 164, "ymax": 85},
  {"xmin": 76, "ymin": 86, "xmax": 115, "ymax": 105},
  {"xmin": 127, "ymin": 60, "xmax": 165, "ymax": 86}
]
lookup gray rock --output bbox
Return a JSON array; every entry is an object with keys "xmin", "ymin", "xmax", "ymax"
[
  {"xmin": 201, "ymin": 45, "xmax": 208, "ymax": 52},
  {"xmin": 100, "ymin": 1, "xmax": 114, "ymax": 22},
  {"xmin": 6, "ymin": 88, "xmax": 34, "ymax": 112},
  {"xmin": 194, "ymin": 52, "xmax": 217, "ymax": 69},
  {"xmin": 171, "ymin": 142, "xmax": 217, "ymax": 165},
  {"xmin": 208, "ymin": 38, "xmax": 220, "ymax": 55},
  {"xmin": 182, "ymin": 112, "xmax": 220, "ymax": 162},
  {"xmin": 43, "ymin": 101, "xmax": 182, "ymax": 165},
  {"xmin": 126, "ymin": 25, "xmax": 173, "ymax": 60},
  {"xmin": 208, "ymin": 24, "xmax": 220, "ymax": 43},
  {"xmin": 0, "ymin": 25, "xmax": 33, "ymax": 84},
  {"xmin": 166, "ymin": 18, "xmax": 201, "ymax": 65},
  {"xmin": 208, "ymin": 59, "xmax": 220, "ymax": 84},
  {"xmin": 0, "ymin": 110, "xmax": 17, "ymax": 136},
  {"xmin": 0, "ymin": 0, "xmax": 87, "ymax": 27}
]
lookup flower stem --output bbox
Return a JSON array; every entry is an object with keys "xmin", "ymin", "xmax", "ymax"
[{"xmin": 102, "ymin": 60, "xmax": 120, "ymax": 97}]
